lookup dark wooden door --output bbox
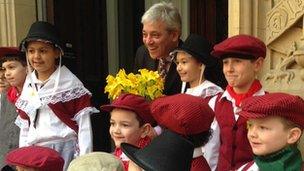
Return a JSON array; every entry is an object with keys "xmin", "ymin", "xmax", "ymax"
[
  {"xmin": 48, "ymin": 0, "xmax": 111, "ymax": 152},
  {"xmin": 190, "ymin": 0, "xmax": 228, "ymax": 44}
]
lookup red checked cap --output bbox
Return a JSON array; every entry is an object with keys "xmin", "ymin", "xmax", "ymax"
[
  {"xmin": 100, "ymin": 93, "xmax": 155, "ymax": 125},
  {"xmin": 151, "ymin": 94, "xmax": 215, "ymax": 135},
  {"xmin": 0, "ymin": 47, "xmax": 21, "ymax": 58},
  {"xmin": 5, "ymin": 146, "xmax": 64, "ymax": 171},
  {"xmin": 239, "ymin": 93, "xmax": 304, "ymax": 129},
  {"xmin": 211, "ymin": 34, "xmax": 266, "ymax": 59}
]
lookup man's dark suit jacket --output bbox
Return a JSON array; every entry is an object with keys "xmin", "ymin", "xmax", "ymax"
[{"xmin": 134, "ymin": 44, "xmax": 182, "ymax": 95}]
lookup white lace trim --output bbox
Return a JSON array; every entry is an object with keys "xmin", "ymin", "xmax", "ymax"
[
  {"xmin": 15, "ymin": 86, "xmax": 91, "ymax": 113},
  {"xmin": 40, "ymin": 86, "xmax": 91, "ymax": 104}
]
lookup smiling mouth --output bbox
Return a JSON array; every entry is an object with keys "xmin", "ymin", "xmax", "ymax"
[
  {"xmin": 148, "ymin": 47, "xmax": 157, "ymax": 51},
  {"xmin": 250, "ymin": 141, "xmax": 262, "ymax": 146},
  {"xmin": 113, "ymin": 136, "xmax": 124, "ymax": 140}
]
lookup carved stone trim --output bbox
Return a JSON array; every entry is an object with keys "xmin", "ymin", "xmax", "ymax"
[{"xmin": 266, "ymin": 0, "xmax": 304, "ymax": 44}]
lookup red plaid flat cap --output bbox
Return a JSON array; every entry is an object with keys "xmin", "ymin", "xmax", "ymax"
[
  {"xmin": 239, "ymin": 93, "xmax": 304, "ymax": 128},
  {"xmin": 211, "ymin": 34, "xmax": 266, "ymax": 59},
  {"xmin": 101, "ymin": 93, "xmax": 156, "ymax": 125},
  {"xmin": 5, "ymin": 146, "xmax": 64, "ymax": 171},
  {"xmin": 151, "ymin": 94, "xmax": 215, "ymax": 135},
  {"xmin": 0, "ymin": 47, "xmax": 20, "ymax": 58}
]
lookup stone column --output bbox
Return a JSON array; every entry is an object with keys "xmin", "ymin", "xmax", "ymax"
[{"xmin": 0, "ymin": 0, "xmax": 36, "ymax": 46}]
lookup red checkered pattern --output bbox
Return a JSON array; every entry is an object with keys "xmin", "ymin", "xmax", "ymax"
[
  {"xmin": 151, "ymin": 94, "xmax": 214, "ymax": 135},
  {"xmin": 100, "ymin": 93, "xmax": 155, "ymax": 125},
  {"xmin": 239, "ymin": 93, "xmax": 304, "ymax": 128},
  {"xmin": 5, "ymin": 146, "xmax": 64, "ymax": 171},
  {"xmin": 211, "ymin": 34, "xmax": 266, "ymax": 59},
  {"xmin": 0, "ymin": 47, "xmax": 20, "ymax": 58}
]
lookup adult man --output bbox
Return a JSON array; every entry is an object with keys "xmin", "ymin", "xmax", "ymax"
[{"xmin": 134, "ymin": 2, "xmax": 182, "ymax": 95}]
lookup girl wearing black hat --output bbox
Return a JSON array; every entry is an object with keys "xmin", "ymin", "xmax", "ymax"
[
  {"xmin": 173, "ymin": 34, "xmax": 226, "ymax": 98},
  {"xmin": 173, "ymin": 34, "xmax": 225, "ymax": 170},
  {"xmin": 15, "ymin": 21, "xmax": 99, "ymax": 170}
]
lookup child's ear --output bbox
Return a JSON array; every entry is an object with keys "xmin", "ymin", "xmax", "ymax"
[
  {"xmin": 55, "ymin": 49, "xmax": 61, "ymax": 59},
  {"xmin": 287, "ymin": 127, "xmax": 302, "ymax": 144},
  {"xmin": 253, "ymin": 57, "xmax": 264, "ymax": 72},
  {"xmin": 140, "ymin": 123, "xmax": 152, "ymax": 138}
]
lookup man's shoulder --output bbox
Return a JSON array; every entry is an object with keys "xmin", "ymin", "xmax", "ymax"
[
  {"xmin": 134, "ymin": 45, "xmax": 156, "ymax": 71},
  {"xmin": 135, "ymin": 45, "xmax": 149, "ymax": 58}
]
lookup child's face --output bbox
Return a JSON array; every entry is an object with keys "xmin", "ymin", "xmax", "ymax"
[
  {"xmin": 222, "ymin": 57, "xmax": 263, "ymax": 93},
  {"xmin": 26, "ymin": 41, "xmax": 60, "ymax": 80},
  {"xmin": 110, "ymin": 108, "xmax": 145, "ymax": 148},
  {"xmin": 247, "ymin": 116, "xmax": 292, "ymax": 156},
  {"xmin": 0, "ymin": 69, "xmax": 10, "ymax": 92},
  {"xmin": 2, "ymin": 60, "xmax": 27, "ymax": 91},
  {"xmin": 175, "ymin": 51, "xmax": 204, "ymax": 88}
]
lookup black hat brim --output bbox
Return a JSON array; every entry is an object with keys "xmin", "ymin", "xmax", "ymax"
[{"xmin": 120, "ymin": 143, "xmax": 151, "ymax": 171}]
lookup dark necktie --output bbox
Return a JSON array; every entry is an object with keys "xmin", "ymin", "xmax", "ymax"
[{"xmin": 158, "ymin": 59, "xmax": 168, "ymax": 79}]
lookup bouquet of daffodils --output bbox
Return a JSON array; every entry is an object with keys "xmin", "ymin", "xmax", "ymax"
[{"xmin": 104, "ymin": 69, "xmax": 164, "ymax": 101}]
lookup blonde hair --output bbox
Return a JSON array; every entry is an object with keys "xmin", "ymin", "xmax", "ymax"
[{"xmin": 279, "ymin": 116, "xmax": 302, "ymax": 130}]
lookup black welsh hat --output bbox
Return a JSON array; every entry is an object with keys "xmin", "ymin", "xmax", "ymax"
[
  {"xmin": 174, "ymin": 34, "xmax": 216, "ymax": 66},
  {"xmin": 121, "ymin": 129, "xmax": 194, "ymax": 171},
  {"xmin": 20, "ymin": 21, "xmax": 64, "ymax": 53}
]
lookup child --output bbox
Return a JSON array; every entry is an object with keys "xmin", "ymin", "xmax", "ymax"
[
  {"xmin": 0, "ymin": 47, "xmax": 12, "ymax": 92},
  {"xmin": 173, "ymin": 34, "xmax": 224, "ymax": 169},
  {"xmin": 67, "ymin": 152, "xmax": 124, "ymax": 171},
  {"xmin": 15, "ymin": 21, "xmax": 98, "ymax": 170},
  {"xmin": 237, "ymin": 93, "xmax": 304, "ymax": 170},
  {"xmin": 150, "ymin": 93, "xmax": 215, "ymax": 171},
  {"xmin": 209, "ymin": 34, "xmax": 267, "ymax": 170},
  {"xmin": 121, "ymin": 129, "xmax": 195, "ymax": 171},
  {"xmin": 0, "ymin": 47, "xmax": 27, "ymax": 102},
  {"xmin": 173, "ymin": 34, "xmax": 225, "ymax": 97},
  {"xmin": 0, "ymin": 47, "xmax": 25, "ymax": 168},
  {"xmin": 5, "ymin": 146, "xmax": 64, "ymax": 171},
  {"xmin": 100, "ymin": 93, "xmax": 155, "ymax": 171}
]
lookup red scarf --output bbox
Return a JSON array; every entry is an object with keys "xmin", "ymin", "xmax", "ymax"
[
  {"xmin": 226, "ymin": 79, "xmax": 262, "ymax": 107},
  {"xmin": 114, "ymin": 136, "xmax": 151, "ymax": 171},
  {"xmin": 6, "ymin": 87, "xmax": 19, "ymax": 104},
  {"xmin": 114, "ymin": 148, "xmax": 129, "ymax": 171}
]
